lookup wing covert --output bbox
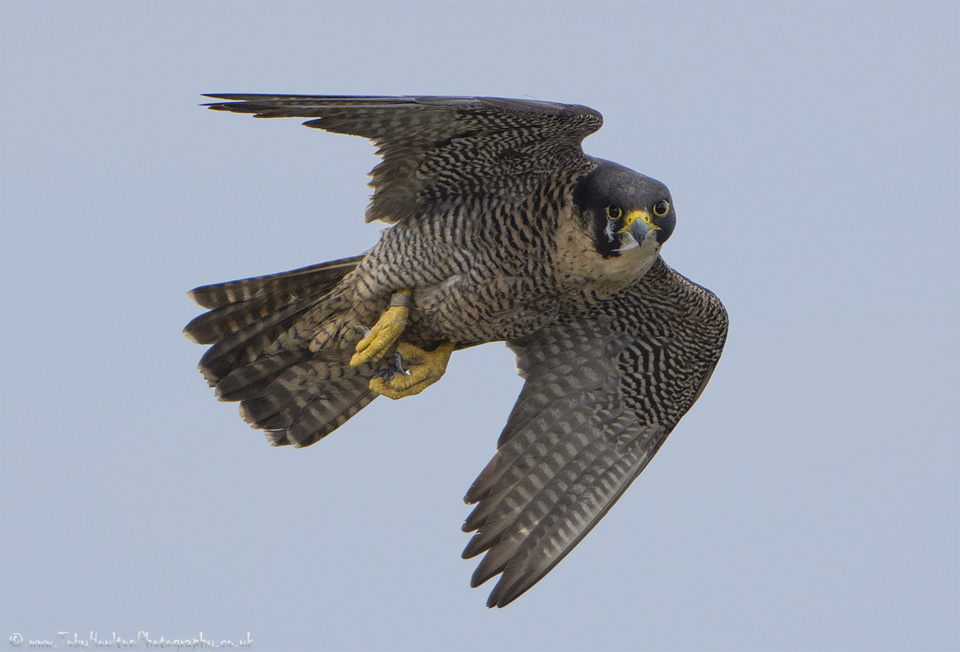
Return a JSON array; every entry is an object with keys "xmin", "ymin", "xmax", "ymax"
[
  {"xmin": 203, "ymin": 94, "xmax": 603, "ymax": 224},
  {"xmin": 462, "ymin": 257, "xmax": 728, "ymax": 607}
]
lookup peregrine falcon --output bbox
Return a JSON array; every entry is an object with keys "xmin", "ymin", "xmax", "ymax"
[{"xmin": 184, "ymin": 95, "xmax": 728, "ymax": 607}]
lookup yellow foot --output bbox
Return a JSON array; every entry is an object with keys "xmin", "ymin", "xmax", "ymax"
[
  {"xmin": 350, "ymin": 289, "xmax": 413, "ymax": 367},
  {"xmin": 370, "ymin": 341, "xmax": 455, "ymax": 400}
]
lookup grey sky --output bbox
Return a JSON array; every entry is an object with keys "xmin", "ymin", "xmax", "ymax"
[{"xmin": 1, "ymin": 2, "xmax": 958, "ymax": 651}]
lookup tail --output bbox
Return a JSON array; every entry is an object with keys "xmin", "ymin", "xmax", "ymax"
[{"xmin": 183, "ymin": 255, "xmax": 379, "ymax": 447}]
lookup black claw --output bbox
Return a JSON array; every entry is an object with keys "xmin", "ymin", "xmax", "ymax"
[{"xmin": 374, "ymin": 351, "xmax": 410, "ymax": 381}]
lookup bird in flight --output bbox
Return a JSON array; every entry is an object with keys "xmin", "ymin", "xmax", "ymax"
[{"xmin": 184, "ymin": 94, "xmax": 728, "ymax": 607}]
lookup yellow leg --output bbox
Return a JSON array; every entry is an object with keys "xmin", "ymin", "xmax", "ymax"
[
  {"xmin": 369, "ymin": 341, "xmax": 455, "ymax": 400},
  {"xmin": 350, "ymin": 289, "xmax": 413, "ymax": 367}
]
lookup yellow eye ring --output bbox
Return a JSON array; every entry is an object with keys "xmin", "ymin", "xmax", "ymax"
[
  {"xmin": 606, "ymin": 205, "xmax": 623, "ymax": 219},
  {"xmin": 653, "ymin": 200, "xmax": 670, "ymax": 217}
]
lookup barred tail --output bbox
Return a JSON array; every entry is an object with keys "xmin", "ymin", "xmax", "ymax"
[{"xmin": 183, "ymin": 256, "xmax": 379, "ymax": 447}]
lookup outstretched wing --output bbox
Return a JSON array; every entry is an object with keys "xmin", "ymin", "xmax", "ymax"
[
  {"xmin": 462, "ymin": 257, "xmax": 729, "ymax": 607},
  {"xmin": 203, "ymin": 94, "xmax": 603, "ymax": 224}
]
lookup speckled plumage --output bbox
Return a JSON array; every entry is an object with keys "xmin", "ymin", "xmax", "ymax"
[
  {"xmin": 184, "ymin": 95, "xmax": 728, "ymax": 607},
  {"xmin": 462, "ymin": 257, "xmax": 727, "ymax": 606}
]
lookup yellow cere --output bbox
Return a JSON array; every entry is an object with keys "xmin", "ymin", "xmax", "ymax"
[{"xmin": 618, "ymin": 209, "xmax": 657, "ymax": 233}]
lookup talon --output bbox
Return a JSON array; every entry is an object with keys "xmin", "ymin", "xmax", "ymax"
[
  {"xmin": 373, "ymin": 351, "xmax": 410, "ymax": 381},
  {"xmin": 350, "ymin": 289, "xmax": 413, "ymax": 367},
  {"xmin": 369, "ymin": 341, "xmax": 455, "ymax": 400}
]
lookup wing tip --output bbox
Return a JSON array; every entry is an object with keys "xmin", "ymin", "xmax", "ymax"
[
  {"xmin": 484, "ymin": 576, "xmax": 526, "ymax": 608},
  {"xmin": 182, "ymin": 324, "xmax": 204, "ymax": 344}
]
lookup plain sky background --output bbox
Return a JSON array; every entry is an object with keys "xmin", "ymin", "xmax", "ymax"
[{"xmin": 1, "ymin": 2, "xmax": 958, "ymax": 651}]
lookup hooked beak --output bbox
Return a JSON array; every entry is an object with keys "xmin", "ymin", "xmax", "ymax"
[
  {"xmin": 620, "ymin": 209, "xmax": 658, "ymax": 234},
  {"xmin": 616, "ymin": 209, "xmax": 660, "ymax": 252}
]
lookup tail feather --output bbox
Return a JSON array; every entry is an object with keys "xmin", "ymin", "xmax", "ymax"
[
  {"xmin": 284, "ymin": 377, "xmax": 375, "ymax": 447},
  {"xmin": 239, "ymin": 361, "xmax": 377, "ymax": 447},
  {"xmin": 184, "ymin": 256, "xmax": 380, "ymax": 447},
  {"xmin": 196, "ymin": 298, "xmax": 316, "ymax": 383},
  {"xmin": 184, "ymin": 296, "xmax": 296, "ymax": 345},
  {"xmin": 215, "ymin": 350, "xmax": 310, "ymax": 402},
  {"xmin": 187, "ymin": 256, "xmax": 363, "ymax": 309}
]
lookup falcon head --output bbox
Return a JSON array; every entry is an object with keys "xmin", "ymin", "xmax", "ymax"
[{"xmin": 573, "ymin": 159, "xmax": 676, "ymax": 259}]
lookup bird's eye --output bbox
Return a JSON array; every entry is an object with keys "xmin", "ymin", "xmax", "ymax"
[
  {"xmin": 653, "ymin": 200, "xmax": 670, "ymax": 217},
  {"xmin": 606, "ymin": 205, "xmax": 622, "ymax": 220}
]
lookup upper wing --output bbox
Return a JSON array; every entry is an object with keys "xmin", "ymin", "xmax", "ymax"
[
  {"xmin": 462, "ymin": 257, "xmax": 729, "ymax": 607},
  {"xmin": 203, "ymin": 94, "xmax": 603, "ymax": 224}
]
